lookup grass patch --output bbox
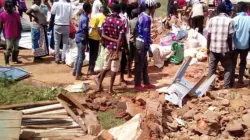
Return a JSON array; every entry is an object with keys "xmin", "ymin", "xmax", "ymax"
[
  {"xmin": 97, "ymin": 109, "xmax": 126, "ymax": 129},
  {"xmin": 0, "ymin": 76, "xmax": 66, "ymax": 105}
]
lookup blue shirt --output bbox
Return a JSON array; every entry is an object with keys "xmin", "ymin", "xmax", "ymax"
[
  {"xmin": 223, "ymin": 1, "xmax": 234, "ymax": 15},
  {"xmin": 135, "ymin": 12, "xmax": 152, "ymax": 50},
  {"xmin": 233, "ymin": 12, "xmax": 250, "ymax": 50},
  {"xmin": 75, "ymin": 13, "xmax": 89, "ymax": 43}
]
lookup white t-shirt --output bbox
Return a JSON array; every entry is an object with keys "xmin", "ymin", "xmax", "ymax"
[
  {"xmin": 31, "ymin": 4, "xmax": 47, "ymax": 25},
  {"xmin": 91, "ymin": 0, "xmax": 102, "ymax": 17},
  {"xmin": 51, "ymin": 0, "xmax": 72, "ymax": 25},
  {"xmin": 192, "ymin": 3, "xmax": 204, "ymax": 17}
]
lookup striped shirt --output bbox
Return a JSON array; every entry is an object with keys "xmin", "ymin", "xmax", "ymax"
[{"xmin": 207, "ymin": 13, "xmax": 234, "ymax": 53}]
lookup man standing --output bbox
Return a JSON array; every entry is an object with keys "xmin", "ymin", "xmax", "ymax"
[
  {"xmin": 231, "ymin": 2, "xmax": 250, "ymax": 88},
  {"xmin": 88, "ymin": 6, "xmax": 109, "ymax": 75},
  {"xmin": 97, "ymin": 4, "xmax": 125, "ymax": 94},
  {"xmin": 207, "ymin": 4, "xmax": 234, "ymax": 89},
  {"xmin": 134, "ymin": 0, "xmax": 156, "ymax": 91},
  {"xmin": 51, "ymin": 0, "xmax": 72, "ymax": 64}
]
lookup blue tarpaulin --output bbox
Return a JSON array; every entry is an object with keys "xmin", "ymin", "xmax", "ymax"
[{"xmin": 0, "ymin": 67, "xmax": 30, "ymax": 80}]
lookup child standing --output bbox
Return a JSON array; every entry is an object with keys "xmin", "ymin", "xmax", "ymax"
[
  {"xmin": 73, "ymin": 3, "xmax": 92, "ymax": 80},
  {"xmin": 0, "ymin": 0, "xmax": 22, "ymax": 65}
]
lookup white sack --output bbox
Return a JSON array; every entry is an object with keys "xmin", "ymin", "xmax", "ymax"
[
  {"xmin": 65, "ymin": 39, "xmax": 89, "ymax": 67},
  {"xmin": 151, "ymin": 44, "xmax": 172, "ymax": 68},
  {"xmin": 109, "ymin": 114, "xmax": 143, "ymax": 140}
]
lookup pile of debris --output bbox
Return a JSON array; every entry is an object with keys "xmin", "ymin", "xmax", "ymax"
[{"xmin": 161, "ymin": 89, "xmax": 250, "ymax": 140}]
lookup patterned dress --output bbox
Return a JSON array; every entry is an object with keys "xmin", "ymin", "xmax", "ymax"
[{"xmin": 31, "ymin": 4, "xmax": 49, "ymax": 57}]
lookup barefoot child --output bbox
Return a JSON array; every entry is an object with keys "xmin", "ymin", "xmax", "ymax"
[{"xmin": 97, "ymin": 4, "xmax": 125, "ymax": 94}]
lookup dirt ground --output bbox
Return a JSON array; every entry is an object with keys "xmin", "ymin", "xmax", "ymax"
[{"xmin": 0, "ymin": 47, "xmax": 176, "ymax": 87}]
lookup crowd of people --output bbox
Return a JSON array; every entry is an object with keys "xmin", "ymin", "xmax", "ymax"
[{"xmin": 0, "ymin": 0, "xmax": 249, "ymax": 93}]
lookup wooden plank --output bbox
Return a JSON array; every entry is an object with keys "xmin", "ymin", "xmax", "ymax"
[
  {"xmin": 0, "ymin": 120, "xmax": 22, "ymax": 128},
  {"xmin": 57, "ymin": 93, "xmax": 85, "ymax": 113},
  {"xmin": 0, "ymin": 128, "xmax": 21, "ymax": 140},
  {"xmin": 21, "ymin": 104, "xmax": 63, "ymax": 114},
  {"xmin": 57, "ymin": 97, "xmax": 87, "ymax": 132},
  {"xmin": 37, "ymin": 129, "xmax": 84, "ymax": 137},
  {"xmin": 35, "ymin": 109, "xmax": 68, "ymax": 115},
  {"xmin": 22, "ymin": 124, "xmax": 79, "ymax": 129},
  {"xmin": 22, "ymin": 128, "xmax": 83, "ymax": 133},
  {"xmin": 0, "ymin": 100, "xmax": 58, "ymax": 110},
  {"xmin": 22, "ymin": 119, "xmax": 73, "ymax": 125},
  {"xmin": 23, "ymin": 114, "xmax": 68, "ymax": 119},
  {"xmin": 0, "ymin": 110, "xmax": 22, "ymax": 120}
]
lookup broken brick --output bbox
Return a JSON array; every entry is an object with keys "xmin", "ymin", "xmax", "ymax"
[{"xmin": 99, "ymin": 106, "xmax": 108, "ymax": 112}]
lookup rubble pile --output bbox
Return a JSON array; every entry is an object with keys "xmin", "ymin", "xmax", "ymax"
[{"xmin": 161, "ymin": 89, "xmax": 250, "ymax": 140}]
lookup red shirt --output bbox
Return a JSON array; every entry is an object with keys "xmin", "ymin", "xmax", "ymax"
[
  {"xmin": 0, "ymin": 11, "xmax": 21, "ymax": 39},
  {"xmin": 101, "ymin": 13, "xmax": 125, "ymax": 50}
]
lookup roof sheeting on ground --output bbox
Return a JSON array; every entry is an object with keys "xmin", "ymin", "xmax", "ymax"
[{"xmin": 0, "ymin": 67, "xmax": 30, "ymax": 80}]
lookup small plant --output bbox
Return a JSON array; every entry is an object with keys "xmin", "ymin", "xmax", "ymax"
[{"xmin": 0, "ymin": 74, "xmax": 15, "ymax": 87}]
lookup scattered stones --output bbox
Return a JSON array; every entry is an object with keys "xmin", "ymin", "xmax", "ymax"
[
  {"xmin": 230, "ymin": 100, "xmax": 246, "ymax": 111},
  {"xmin": 183, "ymin": 109, "xmax": 197, "ymax": 119},
  {"xmin": 126, "ymin": 101, "xmax": 144, "ymax": 117},
  {"xmin": 99, "ymin": 106, "xmax": 108, "ymax": 112},
  {"xmin": 204, "ymin": 110, "xmax": 220, "ymax": 123},
  {"xmin": 94, "ymin": 97, "xmax": 107, "ymax": 105},
  {"xmin": 186, "ymin": 101, "xmax": 196, "ymax": 109},
  {"xmin": 221, "ymin": 99, "xmax": 230, "ymax": 106},
  {"xmin": 226, "ymin": 122, "xmax": 244, "ymax": 136},
  {"xmin": 116, "ymin": 102, "xmax": 127, "ymax": 110},
  {"xmin": 200, "ymin": 134, "xmax": 211, "ymax": 140},
  {"xmin": 242, "ymin": 113, "xmax": 250, "ymax": 128},
  {"xmin": 135, "ymin": 98, "xmax": 147, "ymax": 106},
  {"xmin": 149, "ymin": 91, "xmax": 160, "ymax": 99},
  {"xmin": 115, "ymin": 111, "xmax": 127, "ymax": 119}
]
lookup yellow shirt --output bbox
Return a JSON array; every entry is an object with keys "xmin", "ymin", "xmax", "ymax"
[{"xmin": 89, "ymin": 13, "xmax": 106, "ymax": 40}]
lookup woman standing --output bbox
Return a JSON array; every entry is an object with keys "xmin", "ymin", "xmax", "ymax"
[{"xmin": 26, "ymin": 0, "xmax": 49, "ymax": 62}]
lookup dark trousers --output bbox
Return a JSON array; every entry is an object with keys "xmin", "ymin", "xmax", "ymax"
[
  {"xmin": 120, "ymin": 51, "xmax": 127, "ymax": 73},
  {"xmin": 134, "ymin": 40, "xmax": 150, "ymax": 86},
  {"xmin": 208, "ymin": 52, "xmax": 232, "ymax": 88},
  {"xmin": 231, "ymin": 49, "xmax": 248, "ymax": 85},
  {"xmin": 192, "ymin": 16, "xmax": 204, "ymax": 34},
  {"xmin": 88, "ymin": 38, "xmax": 100, "ymax": 72}
]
